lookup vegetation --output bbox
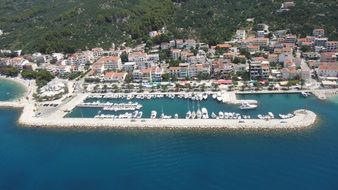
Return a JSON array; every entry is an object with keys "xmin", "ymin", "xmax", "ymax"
[
  {"xmin": 0, "ymin": 66, "xmax": 20, "ymax": 77},
  {"xmin": 1, "ymin": 0, "xmax": 338, "ymax": 53},
  {"xmin": 21, "ymin": 70, "xmax": 54, "ymax": 87}
]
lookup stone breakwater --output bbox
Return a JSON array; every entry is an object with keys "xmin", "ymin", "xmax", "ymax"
[{"xmin": 17, "ymin": 109, "xmax": 317, "ymax": 130}]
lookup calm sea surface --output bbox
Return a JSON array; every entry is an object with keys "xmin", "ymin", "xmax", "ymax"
[{"xmin": 1, "ymin": 79, "xmax": 338, "ymax": 190}]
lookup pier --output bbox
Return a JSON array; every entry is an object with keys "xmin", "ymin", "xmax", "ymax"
[{"xmin": 17, "ymin": 109, "xmax": 317, "ymax": 129}]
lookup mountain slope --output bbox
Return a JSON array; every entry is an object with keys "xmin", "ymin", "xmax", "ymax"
[{"xmin": 0, "ymin": 0, "xmax": 337, "ymax": 53}]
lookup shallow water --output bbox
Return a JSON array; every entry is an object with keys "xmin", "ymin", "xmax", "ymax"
[
  {"xmin": 0, "ymin": 78, "xmax": 26, "ymax": 101},
  {"xmin": 1, "ymin": 85, "xmax": 338, "ymax": 189}
]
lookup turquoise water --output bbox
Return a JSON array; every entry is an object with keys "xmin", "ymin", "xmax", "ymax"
[
  {"xmin": 1, "ymin": 84, "xmax": 338, "ymax": 189},
  {"xmin": 0, "ymin": 78, "xmax": 26, "ymax": 101}
]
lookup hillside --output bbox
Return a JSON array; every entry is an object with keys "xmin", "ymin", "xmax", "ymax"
[{"xmin": 0, "ymin": 0, "xmax": 337, "ymax": 53}]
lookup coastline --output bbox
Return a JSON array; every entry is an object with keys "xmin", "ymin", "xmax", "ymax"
[{"xmin": 0, "ymin": 77, "xmax": 320, "ymax": 130}]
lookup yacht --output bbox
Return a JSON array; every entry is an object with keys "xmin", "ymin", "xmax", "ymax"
[
  {"xmin": 218, "ymin": 111, "xmax": 224, "ymax": 119},
  {"xmin": 239, "ymin": 102, "xmax": 258, "ymax": 110},
  {"xmin": 150, "ymin": 111, "xmax": 157, "ymax": 119},
  {"xmin": 191, "ymin": 111, "xmax": 196, "ymax": 119},
  {"xmin": 136, "ymin": 111, "xmax": 143, "ymax": 119},
  {"xmin": 211, "ymin": 112, "xmax": 217, "ymax": 119},
  {"xmin": 201, "ymin": 108, "xmax": 209, "ymax": 119},
  {"xmin": 301, "ymin": 92, "xmax": 310, "ymax": 97},
  {"xmin": 174, "ymin": 114, "xmax": 179, "ymax": 119},
  {"xmin": 202, "ymin": 93, "xmax": 208, "ymax": 100},
  {"xmin": 186, "ymin": 111, "xmax": 192, "ymax": 119}
]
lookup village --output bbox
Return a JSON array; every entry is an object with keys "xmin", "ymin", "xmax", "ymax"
[{"xmin": 1, "ymin": 24, "xmax": 338, "ymax": 101}]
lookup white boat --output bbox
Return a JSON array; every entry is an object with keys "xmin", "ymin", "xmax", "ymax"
[
  {"xmin": 150, "ymin": 111, "xmax": 157, "ymax": 119},
  {"xmin": 202, "ymin": 93, "xmax": 208, "ymax": 100},
  {"xmin": 186, "ymin": 111, "xmax": 192, "ymax": 119},
  {"xmin": 211, "ymin": 112, "xmax": 217, "ymax": 119},
  {"xmin": 218, "ymin": 111, "xmax": 224, "ymax": 119},
  {"xmin": 201, "ymin": 108, "xmax": 209, "ymax": 119},
  {"xmin": 268, "ymin": 112, "xmax": 274, "ymax": 119},
  {"xmin": 133, "ymin": 111, "xmax": 139, "ymax": 118},
  {"xmin": 191, "ymin": 111, "xmax": 196, "ymax": 119},
  {"xmin": 212, "ymin": 94, "xmax": 217, "ymax": 99},
  {"xmin": 196, "ymin": 108, "xmax": 202, "ymax": 119},
  {"xmin": 239, "ymin": 102, "xmax": 257, "ymax": 110},
  {"xmin": 136, "ymin": 111, "xmax": 143, "ymax": 119},
  {"xmin": 174, "ymin": 114, "xmax": 178, "ymax": 119},
  {"xmin": 301, "ymin": 92, "xmax": 310, "ymax": 97}
]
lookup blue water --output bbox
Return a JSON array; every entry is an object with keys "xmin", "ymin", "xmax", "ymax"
[
  {"xmin": 67, "ymin": 94, "xmax": 314, "ymax": 119},
  {"xmin": 1, "ymin": 80, "xmax": 338, "ymax": 189},
  {"xmin": 0, "ymin": 78, "xmax": 26, "ymax": 101}
]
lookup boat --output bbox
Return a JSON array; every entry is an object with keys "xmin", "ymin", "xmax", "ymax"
[
  {"xmin": 186, "ymin": 111, "xmax": 192, "ymax": 119},
  {"xmin": 150, "ymin": 111, "xmax": 157, "ymax": 119},
  {"xmin": 191, "ymin": 111, "xmax": 196, "ymax": 119},
  {"xmin": 268, "ymin": 112, "xmax": 274, "ymax": 119},
  {"xmin": 218, "ymin": 111, "xmax": 224, "ymax": 119},
  {"xmin": 201, "ymin": 108, "xmax": 209, "ymax": 119},
  {"xmin": 174, "ymin": 114, "xmax": 179, "ymax": 119},
  {"xmin": 133, "ymin": 111, "xmax": 139, "ymax": 118},
  {"xmin": 202, "ymin": 93, "xmax": 208, "ymax": 100},
  {"xmin": 239, "ymin": 102, "xmax": 257, "ymax": 110},
  {"xmin": 136, "ymin": 111, "xmax": 143, "ymax": 119},
  {"xmin": 301, "ymin": 92, "xmax": 310, "ymax": 97},
  {"xmin": 211, "ymin": 112, "xmax": 217, "ymax": 119},
  {"xmin": 196, "ymin": 103, "xmax": 202, "ymax": 119},
  {"xmin": 212, "ymin": 94, "xmax": 217, "ymax": 99}
]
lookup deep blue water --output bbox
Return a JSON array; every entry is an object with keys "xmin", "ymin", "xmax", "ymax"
[{"xmin": 1, "ymin": 79, "xmax": 338, "ymax": 189}]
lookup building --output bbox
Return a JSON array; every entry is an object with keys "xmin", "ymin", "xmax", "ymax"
[
  {"xmin": 236, "ymin": 30, "xmax": 246, "ymax": 40},
  {"xmin": 284, "ymin": 35, "xmax": 297, "ymax": 44},
  {"xmin": 314, "ymin": 38, "xmax": 328, "ymax": 47},
  {"xmin": 249, "ymin": 59, "xmax": 270, "ymax": 79},
  {"xmin": 103, "ymin": 72, "xmax": 127, "ymax": 82},
  {"xmin": 92, "ymin": 48, "xmax": 104, "ymax": 59},
  {"xmin": 123, "ymin": 62, "xmax": 136, "ymax": 72},
  {"xmin": 171, "ymin": 49, "xmax": 182, "ymax": 60},
  {"xmin": 326, "ymin": 41, "xmax": 338, "ymax": 52},
  {"xmin": 66, "ymin": 51, "xmax": 94, "ymax": 65},
  {"xmin": 320, "ymin": 52, "xmax": 338, "ymax": 63},
  {"xmin": 318, "ymin": 63, "xmax": 338, "ymax": 78},
  {"xmin": 94, "ymin": 56, "xmax": 122, "ymax": 72},
  {"xmin": 313, "ymin": 29, "xmax": 325, "ymax": 37},
  {"xmin": 185, "ymin": 39, "xmax": 197, "ymax": 49}
]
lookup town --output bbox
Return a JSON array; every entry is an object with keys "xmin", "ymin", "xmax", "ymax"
[{"xmin": 1, "ymin": 24, "xmax": 338, "ymax": 102}]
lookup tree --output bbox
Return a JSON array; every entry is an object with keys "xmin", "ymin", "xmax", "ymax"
[
  {"xmin": 120, "ymin": 52, "xmax": 128, "ymax": 63},
  {"xmin": 162, "ymin": 73, "xmax": 170, "ymax": 82}
]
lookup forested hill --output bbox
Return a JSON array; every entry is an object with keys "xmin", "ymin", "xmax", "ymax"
[{"xmin": 0, "ymin": 0, "xmax": 337, "ymax": 53}]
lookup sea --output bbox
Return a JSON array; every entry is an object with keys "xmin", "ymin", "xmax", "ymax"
[{"xmin": 1, "ymin": 79, "xmax": 338, "ymax": 190}]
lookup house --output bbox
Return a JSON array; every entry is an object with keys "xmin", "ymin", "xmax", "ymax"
[
  {"xmin": 168, "ymin": 67, "xmax": 180, "ymax": 78},
  {"xmin": 282, "ymin": 1, "xmax": 295, "ymax": 9},
  {"xmin": 160, "ymin": 42, "xmax": 170, "ymax": 50},
  {"xmin": 314, "ymin": 38, "xmax": 328, "ymax": 47},
  {"xmin": 132, "ymin": 66, "xmax": 163, "ymax": 82},
  {"xmin": 284, "ymin": 35, "xmax": 297, "ymax": 44},
  {"xmin": 7, "ymin": 57, "xmax": 29, "ymax": 69},
  {"xmin": 189, "ymin": 64, "xmax": 210, "ymax": 77},
  {"xmin": 52, "ymin": 53, "xmax": 64, "ymax": 61},
  {"xmin": 92, "ymin": 48, "xmax": 104, "ymax": 59},
  {"xmin": 236, "ymin": 30, "xmax": 246, "ymax": 40},
  {"xmin": 281, "ymin": 67, "xmax": 298, "ymax": 79},
  {"xmin": 187, "ymin": 55, "xmax": 206, "ymax": 64},
  {"xmin": 180, "ymin": 51, "xmax": 194, "ymax": 61},
  {"xmin": 185, "ymin": 39, "xmax": 197, "ymax": 49},
  {"xmin": 326, "ymin": 41, "xmax": 338, "ymax": 52},
  {"xmin": 249, "ymin": 59, "xmax": 270, "ymax": 79},
  {"xmin": 96, "ymin": 56, "xmax": 122, "ymax": 71},
  {"xmin": 171, "ymin": 49, "xmax": 182, "ymax": 60},
  {"xmin": 123, "ymin": 62, "xmax": 136, "ymax": 72},
  {"xmin": 103, "ymin": 71, "xmax": 127, "ymax": 82},
  {"xmin": 318, "ymin": 63, "xmax": 338, "ymax": 78},
  {"xmin": 300, "ymin": 63, "xmax": 311, "ymax": 80},
  {"xmin": 66, "ymin": 51, "xmax": 94, "ymax": 65},
  {"xmin": 179, "ymin": 63, "xmax": 189, "ymax": 78},
  {"xmin": 216, "ymin": 43, "xmax": 232, "ymax": 51},
  {"xmin": 320, "ymin": 52, "xmax": 338, "ymax": 63},
  {"xmin": 313, "ymin": 29, "xmax": 325, "ymax": 37},
  {"xmin": 175, "ymin": 39, "xmax": 184, "ymax": 49}
]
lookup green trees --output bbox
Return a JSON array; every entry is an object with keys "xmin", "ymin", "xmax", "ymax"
[
  {"xmin": 0, "ymin": 66, "xmax": 20, "ymax": 77},
  {"xmin": 21, "ymin": 70, "xmax": 54, "ymax": 87}
]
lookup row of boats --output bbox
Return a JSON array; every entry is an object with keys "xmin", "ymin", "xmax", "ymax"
[
  {"xmin": 88, "ymin": 93, "xmax": 219, "ymax": 102},
  {"xmin": 94, "ymin": 111, "xmax": 143, "ymax": 119},
  {"xmin": 78, "ymin": 101, "xmax": 142, "ymax": 111}
]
